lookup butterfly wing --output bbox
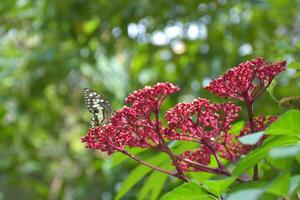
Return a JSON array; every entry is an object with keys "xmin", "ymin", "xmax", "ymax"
[{"xmin": 83, "ymin": 88, "xmax": 113, "ymax": 127}]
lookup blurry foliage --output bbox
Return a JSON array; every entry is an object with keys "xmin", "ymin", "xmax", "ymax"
[{"xmin": 0, "ymin": 0, "xmax": 300, "ymax": 199}]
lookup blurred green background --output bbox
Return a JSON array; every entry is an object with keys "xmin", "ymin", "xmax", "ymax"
[{"xmin": 1, "ymin": 0, "xmax": 300, "ymax": 199}]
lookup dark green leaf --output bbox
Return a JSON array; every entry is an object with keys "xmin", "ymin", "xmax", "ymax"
[
  {"xmin": 115, "ymin": 153, "xmax": 168, "ymax": 200},
  {"xmin": 138, "ymin": 171, "xmax": 168, "ymax": 200},
  {"xmin": 266, "ymin": 172, "xmax": 290, "ymax": 197},
  {"xmin": 265, "ymin": 156, "xmax": 294, "ymax": 170}
]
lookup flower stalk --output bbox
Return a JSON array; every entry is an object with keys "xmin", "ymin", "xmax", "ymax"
[
  {"xmin": 245, "ymin": 100, "xmax": 259, "ymax": 180},
  {"xmin": 153, "ymin": 109, "xmax": 189, "ymax": 182}
]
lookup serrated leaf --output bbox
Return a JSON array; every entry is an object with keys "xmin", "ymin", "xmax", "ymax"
[
  {"xmin": 233, "ymin": 135, "xmax": 298, "ymax": 176},
  {"xmin": 160, "ymin": 182, "xmax": 216, "ymax": 200},
  {"xmin": 238, "ymin": 131, "xmax": 264, "ymax": 145},
  {"xmin": 115, "ymin": 153, "xmax": 168, "ymax": 200},
  {"xmin": 266, "ymin": 172, "xmax": 290, "ymax": 197},
  {"xmin": 266, "ymin": 110, "xmax": 300, "ymax": 136},
  {"xmin": 202, "ymin": 177, "xmax": 236, "ymax": 196}
]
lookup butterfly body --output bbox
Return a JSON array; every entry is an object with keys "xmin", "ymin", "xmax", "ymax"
[{"xmin": 83, "ymin": 88, "xmax": 114, "ymax": 127}]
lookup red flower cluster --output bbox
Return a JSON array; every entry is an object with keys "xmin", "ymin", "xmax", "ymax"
[
  {"xmin": 218, "ymin": 115, "xmax": 278, "ymax": 161},
  {"xmin": 217, "ymin": 132, "xmax": 246, "ymax": 162},
  {"xmin": 163, "ymin": 98, "xmax": 271, "ymax": 168},
  {"xmin": 82, "ymin": 82, "xmax": 180, "ymax": 154},
  {"xmin": 239, "ymin": 115, "xmax": 278, "ymax": 137},
  {"xmin": 125, "ymin": 82, "xmax": 180, "ymax": 114},
  {"xmin": 204, "ymin": 58, "xmax": 286, "ymax": 102},
  {"xmin": 174, "ymin": 115, "xmax": 278, "ymax": 168},
  {"xmin": 178, "ymin": 148, "xmax": 211, "ymax": 171},
  {"xmin": 164, "ymin": 98, "xmax": 240, "ymax": 142},
  {"xmin": 82, "ymin": 57, "xmax": 284, "ymax": 177}
]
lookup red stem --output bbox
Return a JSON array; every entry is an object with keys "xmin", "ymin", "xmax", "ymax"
[
  {"xmin": 246, "ymin": 100, "xmax": 259, "ymax": 180},
  {"xmin": 201, "ymin": 139, "xmax": 225, "ymax": 169},
  {"xmin": 180, "ymin": 157, "xmax": 248, "ymax": 182},
  {"xmin": 120, "ymin": 150, "xmax": 180, "ymax": 178},
  {"xmin": 153, "ymin": 110, "xmax": 189, "ymax": 182}
]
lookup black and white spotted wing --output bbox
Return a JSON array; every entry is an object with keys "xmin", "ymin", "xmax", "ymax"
[{"xmin": 83, "ymin": 88, "xmax": 113, "ymax": 127}]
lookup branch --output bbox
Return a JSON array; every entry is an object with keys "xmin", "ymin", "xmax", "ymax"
[
  {"xmin": 120, "ymin": 150, "xmax": 179, "ymax": 178},
  {"xmin": 201, "ymin": 139, "xmax": 225, "ymax": 169},
  {"xmin": 245, "ymin": 100, "xmax": 259, "ymax": 180},
  {"xmin": 153, "ymin": 110, "xmax": 189, "ymax": 182},
  {"xmin": 180, "ymin": 157, "xmax": 248, "ymax": 182}
]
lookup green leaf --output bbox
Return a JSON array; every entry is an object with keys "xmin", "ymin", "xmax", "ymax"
[
  {"xmin": 229, "ymin": 121, "xmax": 245, "ymax": 135},
  {"xmin": 269, "ymin": 144, "xmax": 300, "ymax": 158},
  {"xmin": 202, "ymin": 177, "xmax": 236, "ymax": 196},
  {"xmin": 289, "ymin": 175, "xmax": 300, "ymax": 195},
  {"xmin": 115, "ymin": 153, "xmax": 167, "ymax": 200},
  {"xmin": 233, "ymin": 135, "xmax": 298, "ymax": 176},
  {"xmin": 266, "ymin": 80, "xmax": 277, "ymax": 102},
  {"xmin": 288, "ymin": 62, "xmax": 300, "ymax": 70},
  {"xmin": 187, "ymin": 171, "xmax": 215, "ymax": 182},
  {"xmin": 171, "ymin": 140, "xmax": 198, "ymax": 154},
  {"xmin": 160, "ymin": 182, "xmax": 216, "ymax": 200},
  {"xmin": 266, "ymin": 172, "xmax": 290, "ymax": 197},
  {"xmin": 149, "ymin": 173, "xmax": 169, "ymax": 200},
  {"xmin": 265, "ymin": 156, "xmax": 294, "ymax": 170},
  {"xmin": 227, "ymin": 189, "xmax": 264, "ymax": 200},
  {"xmin": 266, "ymin": 110, "xmax": 300, "ymax": 136},
  {"xmin": 138, "ymin": 171, "xmax": 168, "ymax": 200},
  {"xmin": 111, "ymin": 152, "xmax": 130, "ymax": 167},
  {"xmin": 115, "ymin": 164, "xmax": 153, "ymax": 200},
  {"xmin": 226, "ymin": 181, "xmax": 267, "ymax": 200},
  {"xmin": 111, "ymin": 148, "xmax": 148, "ymax": 167},
  {"xmin": 238, "ymin": 131, "xmax": 264, "ymax": 145}
]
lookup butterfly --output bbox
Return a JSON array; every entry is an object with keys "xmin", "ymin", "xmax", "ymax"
[{"xmin": 83, "ymin": 88, "xmax": 114, "ymax": 127}]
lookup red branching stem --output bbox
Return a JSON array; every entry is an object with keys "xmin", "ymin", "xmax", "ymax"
[
  {"xmin": 154, "ymin": 110, "xmax": 189, "ymax": 182},
  {"xmin": 201, "ymin": 139, "xmax": 225, "ymax": 169},
  {"xmin": 180, "ymin": 157, "xmax": 220, "ymax": 173},
  {"xmin": 222, "ymin": 141, "xmax": 234, "ymax": 161},
  {"xmin": 120, "ymin": 150, "xmax": 180, "ymax": 179},
  {"xmin": 245, "ymin": 100, "xmax": 259, "ymax": 180},
  {"xmin": 180, "ymin": 157, "xmax": 248, "ymax": 182},
  {"xmin": 246, "ymin": 101, "xmax": 255, "ymax": 133}
]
